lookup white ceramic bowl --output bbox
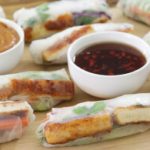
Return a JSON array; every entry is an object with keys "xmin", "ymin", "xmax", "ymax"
[
  {"xmin": 0, "ymin": 18, "xmax": 24, "ymax": 74},
  {"xmin": 67, "ymin": 31, "xmax": 150, "ymax": 98}
]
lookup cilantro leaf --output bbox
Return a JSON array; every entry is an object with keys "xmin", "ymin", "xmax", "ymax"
[
  {"xmin": 73, "ymin": 102, "xmax": 106, "ymax": 115},
  {"xmin": 73, "ymin": 106, "xmax": 89, "ymax": 115},
  {"xmin": 27, "ymin": 18, "xmax": 37, "ymax": 27},
  {"xmin": 36, "ymin": 3, "xmax": 49, "ymax": 22},
  {"xmin": 36, "ymin": 3, "xmax": 49, "ymax": 12},
  {"xmin": 90, "ymin": 102, "xmax": 106, "ymax": 114}
]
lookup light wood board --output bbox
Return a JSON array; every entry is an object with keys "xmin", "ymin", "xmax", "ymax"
[{"xmin": 0, "ymin": 1, "xmax": 150, "ymax": 150}]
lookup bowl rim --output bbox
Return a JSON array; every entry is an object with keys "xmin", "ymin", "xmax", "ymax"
[
  {"xmin": 0, "ymin": 18, "xmax": 24, "ymax": 56},
  {"xmin": 67, "ymin": 31, "xmax": 150, "ymax": 78}
]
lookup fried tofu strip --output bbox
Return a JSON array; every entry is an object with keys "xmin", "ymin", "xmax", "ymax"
[
  {"xmin": 43, "ymin": 25, "xmax": 93, "ymax": 61},
  {"xmin": 0, "ymin": 79, "xmax": 74, "ymax": 101},
  {"xmin": 44, "ymin": 113, "xmax": 112, "ymax": 144},
  {"xmin": 114, "ymin": 106, "xmax": 150, "ymax": 125}
]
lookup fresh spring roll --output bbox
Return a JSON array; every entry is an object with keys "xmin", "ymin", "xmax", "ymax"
[
  {"xmin": 37, "ymin": 93, "xmax": 150, "ymax": 147},
  {"xmin": 0, "ymin": 100, "xmax": 35, "ymax": 143},
  {"xmin": 13, "ymin": 0, "xmax": 111, "ymax": 42},
  {"xmin": 29, "ymin": 23, "xmax": 134, "ymax": 65},
  {"xmin": 0, "ymin": 69, "xmax": 74, "ymax": 111},
  {"xmin": 118, "ymin": 0, "xmax": 150, "ymax": 26},
  {"xmin": 0, "ymin": 6, "xmax": 5, "ymax": 18}
]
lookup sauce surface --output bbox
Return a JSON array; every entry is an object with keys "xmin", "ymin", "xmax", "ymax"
[
  {"xmin": 0, "ymin": 22, "xmax": 19, "ymax": 53},
  {"xmin": 75, "ymin": 43, "xmax": 146, "ymax": 75}
]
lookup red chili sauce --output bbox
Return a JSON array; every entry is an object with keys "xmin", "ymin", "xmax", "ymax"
[{"xmin": 74, "ymin": 42, "xmax": 146, "ymax": 75}]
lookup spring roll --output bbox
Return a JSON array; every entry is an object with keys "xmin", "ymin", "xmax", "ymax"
[
  {"xmin": 29, "ymin": 23, "xmax": 133, "ymax": 65},
  {"xmin": 0, "ymin": 6, "xmax": 5, "ymax": 18},
  {"xmin": 0, "ymin": 100, "xmax": 35, "ymax": 143},
  {"xmin": 118, "ymin": 0, "xmax": 150, "ymax": 26},
  {"xmin": 37, "ymin": 93, "xmax": 150, "ymax": 147},
  {"xmin": 0, "ymin": 69, "xmax": 74, "ymax": 111},
  {"xmin": 13, "ymin": 0, "xmax": 111, "ymax": 42}
]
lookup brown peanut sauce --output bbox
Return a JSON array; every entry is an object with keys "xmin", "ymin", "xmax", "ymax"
[{"xmin": 0, "ymin": 22, "xmax": 19, "ymax": 53}]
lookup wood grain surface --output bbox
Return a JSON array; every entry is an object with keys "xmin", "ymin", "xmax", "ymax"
[{"xmin": 0, "ymin": 1, "xmax": 150, "ymax": 150}]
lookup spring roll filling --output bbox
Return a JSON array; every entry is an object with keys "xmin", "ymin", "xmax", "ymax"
[{"xmin": 43, "ymin": 106, "xmax": 150, "ymax": 144}]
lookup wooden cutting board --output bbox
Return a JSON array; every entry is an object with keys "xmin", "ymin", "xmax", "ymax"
[{"xmin": 0, "ymin": 1, "xmax": 150, "ymax": 150}]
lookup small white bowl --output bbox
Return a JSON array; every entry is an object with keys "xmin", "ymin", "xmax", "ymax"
[
  {"xmin": 0, "ymin": 18, "xmax": 24, "ymax": 74},
  {"xmin": 67, "ymin": 31, "xmax": 150, "ymax": 98}
]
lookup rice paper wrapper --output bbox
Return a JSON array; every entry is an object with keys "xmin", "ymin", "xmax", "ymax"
[
  {"xmin": 0, "ymin": 69, "xmax": 74, "ymax": 111},
  {"xmin": 0, "ymin": 115, "xmax": 23, "ymax": 143},
  {"xmin": 36, "ymin": 93, "xmax": 150, "ymax": 147},
  {"xmin": 13, "ymin": 0, "xmax": 111, "ymax": 41},
  {"xmin": 118, "ymin": 0, "xmax": 150, "ymax": 25}
]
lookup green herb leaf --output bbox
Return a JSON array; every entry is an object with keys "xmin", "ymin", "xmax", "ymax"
[
  {"xmin": 90, "ymin": 102, "xmax": 106, "ymax": 114},
  {"xmin": 27, "ymin": 18, "xmax": 37, "ymax": 27},
  {"xmin": 76, "ymin": 16, "xmax": 94, "ymax": 25},
  {"xmin": 36, "ymin": 3, "xmax": 49, "ymax": 12},
  {"xmin": 22, "ymin": 72, "xmax": 42, "ymax": 79},
  {"xmin": 51, "ymin": 74, "xmax": 65, "ymax": 80},
  {"xmin": 38, "ymin": 12, "xmax": 49, "ymax": 22},
  {"xmin": 36, "ymin": 3, "xmax": 49, "ymax": 22},
  {"xmin": 73, "ymin": 106, "xmax": 89, "ymax": 115}
]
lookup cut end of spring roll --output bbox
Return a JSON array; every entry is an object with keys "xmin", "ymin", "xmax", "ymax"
[
  {"xmin": 118, "ymin": 0, "xmax": 150, "ymax": 26},
  {"xmin": 0, "ymin": 100, "xmax": 35, "ymax": 143}
]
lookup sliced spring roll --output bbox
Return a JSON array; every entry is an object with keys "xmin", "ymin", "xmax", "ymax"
[
  {"xmin": 37, "ymin": 93, "xmax": 150, "ymax": 147},
  {"xmin": 29, "ymin": 23, "xmax": 134, "ymax": 65},
  {"xmin": 0, "ymin": 69, "xmax": 74, "ymax": 111},
  {"xmin": 13, "ymin": 0, "xmax": 111, "ymax": 42},
  {"xmin": 118, "ymin": 0, "xmax": 150, "ymax": 26},
  {"xmin": 0, "ymin": 6, "xmax": 5, "ymax": 18},
  {"xmin": 0, "ymin": 100, "xmax": 35, "ymax": 143}
]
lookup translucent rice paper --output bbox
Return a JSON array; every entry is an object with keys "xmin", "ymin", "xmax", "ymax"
[
  {"xmin": 0, "ymin": 69, "xmax": 74, "ymax": 111},
  {"xmin": 0, "ymin": 6, "xmax": 5, "ymax": 18},
  {"xmin": 37, "ymin": 93, "xmax": 150, "ymax": 147},
  {"xmin": 118, "ymin": 0, "xmax": 150, "ymax": 25},
  {"xmin": 0, "ymin": 115, "xmax": 23, "ymax": 143},
  {"xmin": 13, "ymin": 0, "xmax": 111, "ymax": 41}
]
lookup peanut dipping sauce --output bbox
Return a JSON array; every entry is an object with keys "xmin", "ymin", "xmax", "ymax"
[
  {"xmin": 75, "ymin": 42, "xmax": 146, "ymax": 75},
  {"xmin": 0, "ymin": 22, "xmax": 19, "ymax": 53}
]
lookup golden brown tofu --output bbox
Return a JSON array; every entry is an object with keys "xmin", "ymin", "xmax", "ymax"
[
  {"xmin": 43, "ymin": 25, "xmax": 94, "ymax": 62},
  {"xmin": 0, "ymin": 79, "xmax": 74, "ymax": 101},
  {"xmin": 44, "ymin": 113, "xmax": 112, "ymax": 144},
  {"xmin": 114, "ymin": 106, "xmax": 150, "ymax": 125}
]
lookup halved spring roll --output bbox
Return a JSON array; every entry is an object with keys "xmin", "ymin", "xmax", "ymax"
[
  {"xmin": 0, "ymin": 100, "xmax": 35, "ymax": 143},
  {"xmin": 29, "ymin": 23, "xmax": 134, "ymax": 65},
  {"xmin": 13, "ymin": 0, "xmax": 111, "ymax": 42},
  {"xmin": 37, "ymin": 93, "xmax": 150, "ymax": 147},
  {"xmin": 118, "ymin": 0, "xmax": 150, "ymax": 26},
  {"xmin": 0, "ymin": 69, "xmax": 74, "ymax": 111}
]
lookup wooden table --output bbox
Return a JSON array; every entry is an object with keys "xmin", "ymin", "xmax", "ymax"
[{"xmin": 1, "ymin": 1, "xmax": 150, "ymax": 150}]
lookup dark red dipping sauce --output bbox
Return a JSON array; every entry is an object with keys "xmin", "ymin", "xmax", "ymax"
[{"xmin": 74, "ymin": 42, "xmax": 146, "ymax": 75}]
